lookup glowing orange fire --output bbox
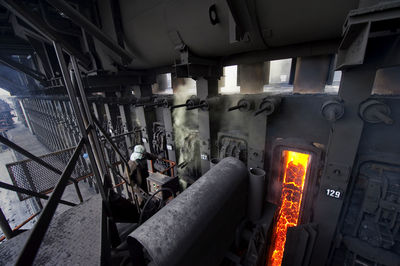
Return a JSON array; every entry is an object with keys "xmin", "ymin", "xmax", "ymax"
[{"xmin": 268, "ymin": 150, "xmax": 310, "ymax": 266}]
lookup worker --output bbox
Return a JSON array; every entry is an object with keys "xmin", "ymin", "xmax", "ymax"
[{"xmin": 125, "ymin": 145, "xmax": 158, "ymax": 196}]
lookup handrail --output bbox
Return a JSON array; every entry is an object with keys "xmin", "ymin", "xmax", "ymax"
[
  {"xmin": 0, "ymin": 135, "xmax": 83, "ymax": 202},
  {"xmin": 15, "ymin": 138, "xmax": 85, "ymax": 265},
  {"xmin": 150, "ymin": 158, "xmax": 176, "ymax": 178},
  {"xmin": 0, "ymin": 181, "xmax": 76, "ymax": 207},
  {"xmin": 0, "ymin": 212, "xmax": 40, "ymax": 242}
]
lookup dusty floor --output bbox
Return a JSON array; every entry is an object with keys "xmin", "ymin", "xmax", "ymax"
[{"xmin": 0, "ymin": 120, "xmax": 98, "ymax": 241}]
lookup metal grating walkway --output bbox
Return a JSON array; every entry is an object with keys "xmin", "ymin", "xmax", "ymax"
[{"xmin": 0, "ymin": 195, "xmax": 103, "ymax": 265}]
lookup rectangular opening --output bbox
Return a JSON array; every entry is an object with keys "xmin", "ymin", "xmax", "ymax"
[{"xmin": 268, "ymin": 150, "xmax": 311, "ymax": 266}]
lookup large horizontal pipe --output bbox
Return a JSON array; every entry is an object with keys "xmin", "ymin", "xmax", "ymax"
[{"xmin": 127, "ymin": 157, "xmax": 248, "ymax": 266}]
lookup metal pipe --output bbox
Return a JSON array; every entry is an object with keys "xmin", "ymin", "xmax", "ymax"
[
  {"xmin": 127, "ymin": 157, "xmax": 248, "ymax": 266},
  {"xmin": 15, "ymin": 138, "xmax": 85, "ymax": 265},
  {"xmin": 46, "ymin": 0, "xmax": 133, "ymax": 63},
  {"xmin": 228, "ymin": 104, "xmax": 246, "ymax": 111},
  {"xmin": 0, "ymin": 181, "xmax": 76, "ymax": 207},
  {"xmin": 186, "ymin": 103, "xmax": 207, "ymax": 110},
  {"xmin": 248, "ymin": 167, "xmax": 266, "ymax": 222},
  {"xmin": 170, "ymin": 103, "xmax": 188, "ymax": 110}
]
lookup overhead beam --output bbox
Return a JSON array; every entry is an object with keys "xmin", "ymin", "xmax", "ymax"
[
  {"xmin": 0, "ymin": 73, "xmax": 26, "ymax": 93},
  {"xmin": 46, "ymin": 0, "xmax": 134, "ymax": 64},
  {"xmin": 0, "ymin": 0, "xmax": 91, "ymax": 67},
  {"xmin": 222, "ymin": 39, "xmax": 340, "ymax": 66},
  {"xmin": 0, "ymin": 54, "xmax": 47, "ymax": 83}
]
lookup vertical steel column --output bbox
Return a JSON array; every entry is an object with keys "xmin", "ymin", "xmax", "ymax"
[
  {"xmin": 55, "ymin": 100, "xmax": 74, "ymax": 148},
  {"xmin": 103, "ymin": 103, "xmax": 124, "ymax": 193},
  {"xmin": 247, "ymin": 105, "xmax": 267, "ymax": 169},
  {"xmin": 53, "ymin": 42, "xmax": 108, "ymax": 202},
  {"xmin": 18, "ymin": 99, "xmax": 34, "ymax": 134},
  {"xmin": 293, "ymin": 55, "xmax": 332, "ymax": 93},
  {"xmin": 310, "ymin": 45, "xmax": 380, "ymax": 265},
  {"xmin": 69, "ymin": 57, "xmax": 110, "ymax": 190},
  {"xmin": 133, "ymin": 85, "xmax": 154, "ymax": 154},
  {"xmin": 310, "ymin": 68, "xmax": 376, "ymax": 265},
  {"xmin": 196, "ymin": 77, "xmax": 218, "ymax": 174},
  {"xmin": 48, "ymin": 100, "xmax": 67, "ymax": 149},
  {"xmin": 238, "ymin": 62, "xmax": 267, "ymax": 94},
  {"xmin": 62, "ymin": 101, "xmax": 78, "ymax": 146},
  {"xmin": 162, "ymin": 107, "xmax": 177, "ymax": 175},
  {"xmin": 116, "ymin": 92, "xmax": 133, "ymax": 155}
]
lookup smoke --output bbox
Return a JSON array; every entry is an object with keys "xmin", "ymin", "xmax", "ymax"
[{"xmin": 171, "ymin": 79, "xmax": 201, "ymax": 181}]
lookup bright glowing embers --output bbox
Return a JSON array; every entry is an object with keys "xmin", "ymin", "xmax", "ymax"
[{"xmin": 268, "ymin": 150, "xmax": 310, "ymax": 266}]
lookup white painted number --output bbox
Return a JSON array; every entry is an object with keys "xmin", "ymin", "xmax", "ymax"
[{"xmin": 326, "ymin": 189, "xmax": 341, "ymax": 199}]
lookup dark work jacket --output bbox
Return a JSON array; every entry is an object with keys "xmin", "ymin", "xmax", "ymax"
[{"xmin": 124, "ymin": 153, "xmax": 157, "ymax": 193}]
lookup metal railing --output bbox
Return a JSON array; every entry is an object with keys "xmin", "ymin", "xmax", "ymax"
[{"xmin": 15, "ymin": 137, "xmax": 85, "ymax": 265}]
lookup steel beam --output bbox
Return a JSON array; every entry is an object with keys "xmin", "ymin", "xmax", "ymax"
[
  {"xmin": 196, "ymin": 77, "xmax": 218, "ymax": 174},
  {"xmin": 309, "ymin": 36, "xmax": 396, "ymax": 265},
  {"xmin": 0, "ymin": 181, "xmax": 76, "ymax": 207},
  {"xmin": 162, "ymin": 106, "xmax": 177, "ymax": 175},
  {"xmin": 15, "ymin": 138, "xmax": 85, "ymax": 265},
  {"xmin": 46, "ymin": 0, "xmax": 133, "ymax": 64},
  {"xmin": 54, "ymin": 42, "xmax": 108, "ymax": 202},
  {"xmin": 70, "ymin": 57, "xmax": 110, "ymax": 187},
  {"xmin": 133, "ymin": 85, "xmax": 155, "ymax": 157},
  {"xmin": 0, "ymin": 0, "xmax": 91, "ymax": 67},
  {"xmin": 293, "ymin": 55, "xmax": 332, "ymax": 93},
  {"xmin": 0, "ymin": 54, "xmax": 47, "ymax": 83}
]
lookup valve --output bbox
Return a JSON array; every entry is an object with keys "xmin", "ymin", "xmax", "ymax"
[
  {"xmin": 321, "ymin": 99, "xmax": 344, "ymax": 122},
  {"xmin": 254, "ymin": 97, "xmax": 281, "ymax": 116},
  {"xmin": 228, "ymin": 99, "xmax": 253, "ymax": 112},
  {"xmin": 170, "ymin": 96, "xmax": 200, "ymax": 110},
  {"xmin": 359, "ymin": 100, "xmax": 393, "ymax": 125}
]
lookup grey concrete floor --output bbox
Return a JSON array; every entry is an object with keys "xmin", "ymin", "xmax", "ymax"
[{"xmin": 0, "ymin": 120, "xmax": 98, "ymax": 240}]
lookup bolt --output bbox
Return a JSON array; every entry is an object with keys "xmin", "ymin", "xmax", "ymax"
[{"xmin": 333, "ymin": 169, "xmax": 341, "ymax": 175}]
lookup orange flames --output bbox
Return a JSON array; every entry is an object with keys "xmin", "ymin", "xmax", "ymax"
[{"xmin": 268, "ymin": 150, "xmax": 310, "ymax": 266}]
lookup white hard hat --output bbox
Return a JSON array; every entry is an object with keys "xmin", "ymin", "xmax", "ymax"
[{"xmin": 130, "ymin": 145, "xmax": 146, "ymax": 161}]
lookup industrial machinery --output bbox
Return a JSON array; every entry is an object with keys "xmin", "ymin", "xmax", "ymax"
[{"xmin": 0, "ymin": 0, "xmax": 399, "ymax": 266}]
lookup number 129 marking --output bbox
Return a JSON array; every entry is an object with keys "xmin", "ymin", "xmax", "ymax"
[{"xmin": 326, "ymin": 189, "xmax": 341, "ymax": 199}]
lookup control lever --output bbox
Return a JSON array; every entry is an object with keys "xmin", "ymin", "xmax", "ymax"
[
  {"xmin": 228, "ymin": 99, "xmax": 253, "ymax": 112},
  {"xmin": 254, "ymin": 97, "xmax": 281, "ymax": 116}
]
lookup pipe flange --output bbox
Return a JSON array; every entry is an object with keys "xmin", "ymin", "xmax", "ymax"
[
  {"xmin": 185, "ymin": 96, "xmax": 200, "ymax": 109},
  {"xmin": 321, "ymin": 100, "xmax": 344, "ymax": 122},
  {"xmin": 359, "ymin": 100, "xmax": 393, "ymax": 124}
]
